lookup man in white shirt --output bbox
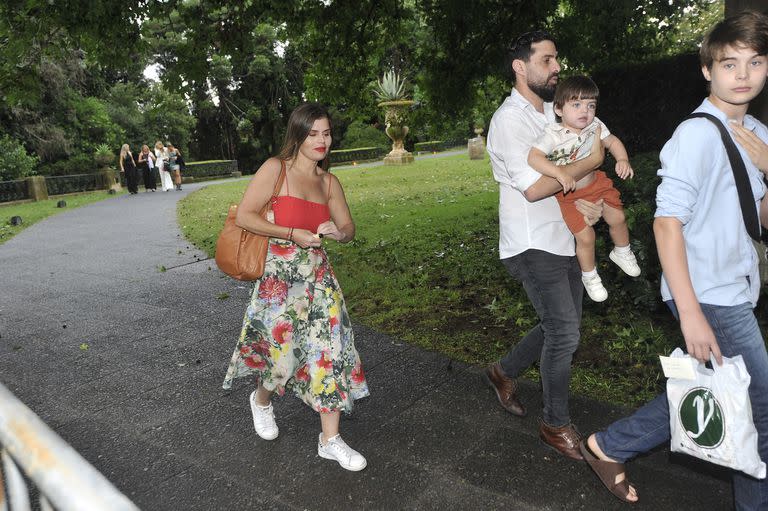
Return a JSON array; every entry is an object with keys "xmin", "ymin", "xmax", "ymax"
[{"xmin": 483, "ymin": 30, "xmax": 604, "ymax": 461}]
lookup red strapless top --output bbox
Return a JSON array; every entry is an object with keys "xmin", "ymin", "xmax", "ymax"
[{"xmin": 271, "ymin": 172, "xmax": 331, "ymax": 233}]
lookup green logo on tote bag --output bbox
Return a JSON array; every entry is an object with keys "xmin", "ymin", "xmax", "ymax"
[{"xmin": 679, "ymin": 388, "xmax": 724, "ymax": 448}]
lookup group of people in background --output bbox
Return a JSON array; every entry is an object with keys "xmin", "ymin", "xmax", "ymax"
[{"xmin": 118, "ymin": 141, "xmax": 185, "ymax": 194}]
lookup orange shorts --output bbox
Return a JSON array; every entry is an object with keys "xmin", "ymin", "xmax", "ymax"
[{"xmin": 556, "ymin": 171, "xmax": 623, "ymax": 233}]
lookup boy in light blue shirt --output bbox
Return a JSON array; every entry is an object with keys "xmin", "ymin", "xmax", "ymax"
[{"xmin": 579, "ymin": 11, "xmax": 768, "ymax": 507}]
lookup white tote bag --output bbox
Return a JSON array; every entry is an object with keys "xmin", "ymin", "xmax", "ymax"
[{"xmin": 666, "ymin": 348, "xmax": 765, "ymax": 479}]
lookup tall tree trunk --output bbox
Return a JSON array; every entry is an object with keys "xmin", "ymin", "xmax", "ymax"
[{"xmin": 725, "ymin": 0, "xmax": 768, "ymax": 123}]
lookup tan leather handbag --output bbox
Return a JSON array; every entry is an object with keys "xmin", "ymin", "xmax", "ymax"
[{"xmin": 215, "ymin": 161, "xmax": 286, "ymax": 280}]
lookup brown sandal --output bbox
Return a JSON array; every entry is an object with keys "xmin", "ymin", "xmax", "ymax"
[{"xmin": 580, "ymin": 439, "xmax": 637, "ymax": 503}]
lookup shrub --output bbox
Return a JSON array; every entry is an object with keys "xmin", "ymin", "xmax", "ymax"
[
  {"xmin": 589, "ymin": 152, "xmax": 663, "ymax": 312},
  {"xmin": 38, "ymin": 154, "xmax": 96, "ymax": 176},
  {"xmin": 94, "ymin": 144, "xmax": 115, "ymax": 168},
  {"xmin": 0, "ymin": 135, "xmax": 38, "ymax": 181},
  {"xmin": 414, "ymin": 141, "xmax": 445, "ymax": 153},
  {"xmin": 592, "ymin": 53, "xmax": 707, "ymax": 154},
  {"xmin": 340, "ymin": 120, "xmax": 389, "ymax": 149},
  {"xmin": 329, "ymin": 147, "xmax": 387, "ymax": 164}
]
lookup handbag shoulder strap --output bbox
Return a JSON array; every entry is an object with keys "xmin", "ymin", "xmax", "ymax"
[
  {"xmin": 684, "ymin": 112, "xmax": 761, "ymax": 242},
  {"xmin": 272, "ymin": 160, "xmax": 286, "ymax": 198}
]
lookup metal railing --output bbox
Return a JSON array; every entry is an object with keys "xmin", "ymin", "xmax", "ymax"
[
  {"xmin": 45, "ymin": 173, "xmax": 103, "ymax": 196},
  {"xmin": 0, "ymin": 180, "xmax": 28, "ymax": 203},
  {"xmin": 0, "ymin": 383, "xmax": 139, "ymax": 511}
]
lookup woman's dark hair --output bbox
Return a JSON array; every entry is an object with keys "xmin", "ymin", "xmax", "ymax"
[
  {"xmin": 553, "ymin": 75, "xmax": 600, "ymax": 109},
  {"xmin": 277, "ymin": 102, "xmax": 332, "ymax": 171}
]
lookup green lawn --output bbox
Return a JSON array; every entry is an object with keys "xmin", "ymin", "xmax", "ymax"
[
  {"xmin": 0, "ymin": 190, "xmax": 125, "ymax": 245},
  {"xmin": 178, "ymin": 154, "xmax": 705, "ymax": 407}
]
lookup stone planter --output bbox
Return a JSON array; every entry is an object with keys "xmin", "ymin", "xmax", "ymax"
[
  {"xmin": 468, "ymin": 127, "xmax": 486, "ymax": 160},
  {"xmin": 97, "ymin": 167, "xmax": 121, "ymax": 191},
  {"xmin": 379, "ymin": 100, "xmax": 415, "ymax": 165}
]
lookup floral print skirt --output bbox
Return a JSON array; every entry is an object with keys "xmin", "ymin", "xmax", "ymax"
[{"xmin": 222, "ymin": 238, "xmax": 369, "ymax": 413}]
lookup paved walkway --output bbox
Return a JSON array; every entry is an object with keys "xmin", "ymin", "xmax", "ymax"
[{"xmin": 0, "ymin": 161, "xmax": 732, "ymax": 510}]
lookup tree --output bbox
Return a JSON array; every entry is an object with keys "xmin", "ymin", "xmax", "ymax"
[
  {"xmin": 142, "ymin": 83, "xmax": 196, "ymax": 153},
  {"xmin": 143, "ymin": 2, "xmax": 305, "ymax": 168},
  {"xmin": 0, "ymin": 0, "xmax": 145, "ymax": 108}
]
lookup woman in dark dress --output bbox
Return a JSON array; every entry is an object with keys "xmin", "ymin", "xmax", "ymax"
[
  {"xmin": 119, "ymin": 144, "xmax": 138, "ymax": 194},
  {"xmin": 137, "ymin": 144, "xmax": 156, "ymax": 192}
]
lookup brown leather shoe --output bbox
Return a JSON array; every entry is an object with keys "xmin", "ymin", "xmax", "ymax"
[
  {"xmin": 538, "ymin": 418, "xmax": 584, "ymax": 461},
  {"xmin": 483, "ymin": 362, "xmax": 526, "ymax": 416}
]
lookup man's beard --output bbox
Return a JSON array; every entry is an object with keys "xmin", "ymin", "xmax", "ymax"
[{"xmin": 528, "ymin": 76, "xmax": 557, "ymax": 102}]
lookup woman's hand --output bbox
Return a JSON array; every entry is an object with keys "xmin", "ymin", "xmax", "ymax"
[
  {"xmin": 316, "ymin": 220, "xmax": 345, "ymax": 242},
  {"xmin": 291, "ymin": 228, "xmax": 322, "ymax": 249},
  {"xmin": 731, "ymin": 123, "xmax": 768, "ymax": 173}
]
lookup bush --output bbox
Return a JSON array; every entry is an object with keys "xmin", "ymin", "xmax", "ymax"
[
  {"xmin": 94, "ymin": 144, "xmax": 115, "ymax": 168},
  {"xmin": 414, "ymin": 140, "xmax": 446, "ymax": 153},
  {"xmin": 589, "ymin": 152, "xmax": 663, "ymax": 312},
  {"xmin": 38, "ymin": 154, "xmax": 96, "ymax": 176},
  {"xmin": 0, "ymin": 135, "xmax": 38, "ymax": 181},
  {"xmin": 329, "ymin": 147, "xmax": 387, "ymax": 164},
  {"xmin": 340, "ymin": 120, "xmax": 389, "ymax": 149},
  {"xmin": 592, "ymin": 53, "xmax": 707, "ymax": 154}
]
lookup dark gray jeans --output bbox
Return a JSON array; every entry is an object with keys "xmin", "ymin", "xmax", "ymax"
[{"xmin": 500, "ymin": 249, "xmax": 583, "ymax": 426}]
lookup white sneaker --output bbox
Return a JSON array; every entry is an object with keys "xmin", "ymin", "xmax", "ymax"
[
  {"xmin": 609, "ymin": 248, "xmax": 641, "ymax": 277},
  {"xmin": 249, "ymin": 391, "xmax": 278, "ymax": 440},
  {"xmin": 317, "ymin": 433, "xmax": 367, "ymax": 471},
  {"xmin": 582, "ymin": 273, "xmax": 608, "ymax": 302}
]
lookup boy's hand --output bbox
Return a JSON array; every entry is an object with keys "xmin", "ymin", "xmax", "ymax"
[
  {"xmin": 731, "ymin": 122, "xmax": 768, "ymax": 173},
  {"xmin": 556, "ymin": 170, "xmax": 576, "ymax": 193},
  {"xmin": 615, "ymin": 159, "xmax": 634, "ymax": 179},
  {"xmin": 680, "ymin": 311, "xmax": 723, "ymax": 366}
]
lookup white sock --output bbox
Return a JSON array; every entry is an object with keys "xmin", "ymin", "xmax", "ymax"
[
  {"xmin": 582, "ymin": 268, "xmax": 598, "ymax": 278},
  {"xmin": 613, "ymin": 244, "xmax": 631, "ymax": 254}
]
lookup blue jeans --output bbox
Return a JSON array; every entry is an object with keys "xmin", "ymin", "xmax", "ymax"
[
  {"xmin": 500, "ymin": 249, "xmax": 583, "ymax": 426},
  {"xmin": 596, "ymin": 301, "xmax": 768, "ymax": 511}
]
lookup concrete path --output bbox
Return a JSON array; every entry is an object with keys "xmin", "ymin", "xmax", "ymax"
[{"xmin": 0, "ymin": 163, "xmax": 732, "ymax": 510}]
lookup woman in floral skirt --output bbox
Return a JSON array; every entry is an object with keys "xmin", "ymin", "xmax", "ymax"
[{"xmin": 222, "ymin": 102, "xmax": 369, "ymax": 471}]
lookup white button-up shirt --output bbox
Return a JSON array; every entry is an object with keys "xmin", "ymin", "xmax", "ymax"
[
  {"xmin": 487, "ymin": 88, "xmax": 575, "ymax": 259},
  {"xmin": 656, "ymin": 98, "xmax": 767, "ymax": 307}
]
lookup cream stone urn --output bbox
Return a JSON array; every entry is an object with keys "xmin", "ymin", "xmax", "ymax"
[
  {"xmin": 468, "ymin": 126, "xmax": 486, "ymax": 160},
  {"xmin": 379, "ymin": 99, "xmax": 415, "ymax": 165}
]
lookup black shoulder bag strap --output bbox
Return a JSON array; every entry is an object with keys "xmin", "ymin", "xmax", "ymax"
[{"xmin": 684, "ymin": 112, "xmax": 762, "ymax": 242}]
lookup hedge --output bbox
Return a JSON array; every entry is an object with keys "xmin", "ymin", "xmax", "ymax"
[
  {"xmin": 414, "ymin": 139, "xmax": 468, "ymax": 153},
  {"xmin": 330, "ymin": 147, "xmax": 388, "ymax": 164},
  {"xmin": 591, "ymin": 53, "xmax": 708, "ymax": 154}
]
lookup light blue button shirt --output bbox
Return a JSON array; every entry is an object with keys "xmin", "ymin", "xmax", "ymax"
[{"xmin": 656, "ymin": 99, "xmax": 767, "ymax": 307}]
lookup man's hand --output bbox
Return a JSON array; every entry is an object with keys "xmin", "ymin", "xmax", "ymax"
[
  {"xmin": 680, "ymin": 311, "xmax": 723, "ymax": 366},
  {"xmin": 731, "ymin": 123, "xmax": 768, "ymax": 173},
  {"xmin": 574, "ymin": 198, "xmax": 603, "ymax": 227}
]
